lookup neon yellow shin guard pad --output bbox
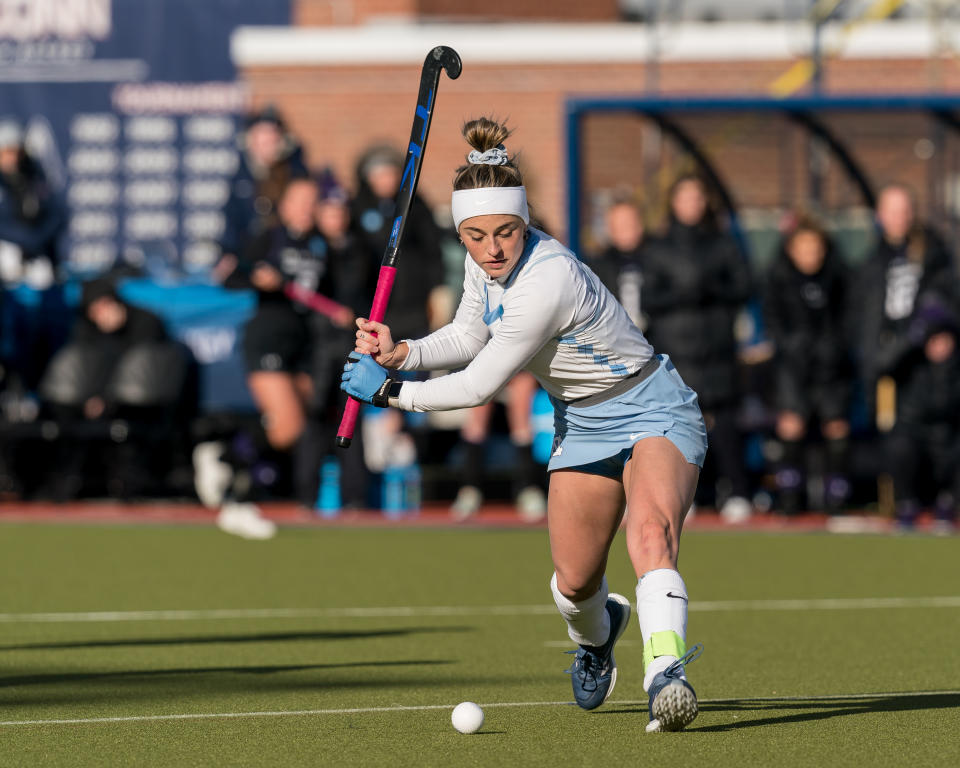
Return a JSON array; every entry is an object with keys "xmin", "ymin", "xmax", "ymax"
[{"xmin": 643, "ymin": 630, "xmax": 687, "ymax": 669}]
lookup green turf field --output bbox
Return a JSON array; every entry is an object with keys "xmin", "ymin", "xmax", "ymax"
[{"xmin": 1, "ymin": 523, "xmax": 958, "ymax": 767}]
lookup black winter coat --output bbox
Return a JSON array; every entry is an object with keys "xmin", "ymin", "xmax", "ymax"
[
  {"xmin": 887, "ymin": 346, "xmax": 960, "ymax": 443},
  {"xmin": 72, "ymin": 280, "xmax": 167, "ymax": 354},
  {"xmin": 763, "ymin": 248, "xmax": 852, "ymax": 417},
  {"xmin": 641, "ymin": 221, "xmax": 750, "ymax": 409},
  {"xmin": 350, "ymin": 185, "xmax": 443, "ymax": 342},
  {"xmin": 852, "ymin": 227, "xmax": 956, "ymax": 394},
  {"xmin": 0, "ymin": 154, "xmax": 66, "ymax": 265},
  {"xmin": 325, "ymin": 233, "xmax": 374, "ymax": 317},
  {"xmin": 588, "ymin": 244, "xmax": 644, "ymax": 327}
]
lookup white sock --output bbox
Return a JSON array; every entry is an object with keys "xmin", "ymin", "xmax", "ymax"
[
  {"xmin": 550, "ymin": 573, "xmax": 610, "ymax": 648},
  {"xmin": 636, "ymin": 568, "xmax": 688, "ymax": 692}
]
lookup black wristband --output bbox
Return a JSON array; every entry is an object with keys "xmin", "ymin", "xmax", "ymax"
[{"xmin": 371, "ymin": 378, "xmax": 402, "ymax": 408}]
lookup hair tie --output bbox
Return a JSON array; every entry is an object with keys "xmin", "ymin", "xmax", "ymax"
[{"xmin": 467, "ymin": 145, "xmax": 509, "ymax": 166}]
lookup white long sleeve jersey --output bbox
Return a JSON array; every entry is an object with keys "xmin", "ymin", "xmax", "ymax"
[{"xmin": 396, "ymin": 228, "xmax": 654, "ymax": 412}]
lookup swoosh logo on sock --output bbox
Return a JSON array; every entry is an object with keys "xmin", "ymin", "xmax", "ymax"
[{"xmin": 666, "ymin": 592, "xmax": 688, "ymax": 601}]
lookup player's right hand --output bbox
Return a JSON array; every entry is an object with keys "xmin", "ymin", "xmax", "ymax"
[{"xmin": 354, "ymin": 317, "xmax": 405, "ymax": 368}]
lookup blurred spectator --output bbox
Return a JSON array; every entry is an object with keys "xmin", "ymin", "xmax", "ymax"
[
  {"xmin": 642, "ymin": 174, "xmax": 752, "ymax": 521},
  {"xmin": 350, "ymin": 144, "xmax": 445, "ymax": 342},
  {"xmin": 313, "ymin": 173, "xmax": 373, "ymax": 508},
  {"xmin": 763, "ymin": 216, "xmax": 853, "ymax": 515},
  {"xmin": 589, "ymin": 196, "xmax": 646, "ymax": 328},
  {"xmin": 315, "ymin": 172, "xmax": 371, "ymax": 315},
  {"xmin": 0, "ymin": 117, "xmax": 68, "ymax": 389},
  {"xmin": 350, "ymin": 144, "xmax": 446, "ymax": 474},
  {"xmin": 0, "ymin": 118, "xmax": 64, "ymax": 284},
  {"xmin": 449, "ymin": 372, "xmax": 547, "ymax": 522},
  {"xmin": 37, "ymin": 277, "xmax": 186, "ymax": 499},
  {"xmin": 853, "ymin": 183, "xmax": 957, "ymax": 412},
  {"xmin": 206, "ymin": 176, "xmax": 353, "ymax": 535},
  {"xmin": 881, "ymin": 295, "xmax": 960, "ymax": 533},
  {"xmin": 217, "ymin": 105, "xmax": 308, "ymax": 268}
]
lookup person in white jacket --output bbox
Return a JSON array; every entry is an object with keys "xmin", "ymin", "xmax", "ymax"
[{"xmin": 341, "ymin": 118, "xmax": 708, "ymax": 733}]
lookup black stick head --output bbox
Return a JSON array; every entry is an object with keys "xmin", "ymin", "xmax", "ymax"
[
  {"xmin": 429, "ymin": 46, "xmax": 462, "ymax": 80},
  {"xmin": 336, "ymin": 436, "xmax": 352, "ymax": 450}
]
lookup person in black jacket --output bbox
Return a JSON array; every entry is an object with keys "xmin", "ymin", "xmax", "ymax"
[
  {"xmin": 764, "ymin": 216, "xmax": 852, "ymax": 514},
  {"xmin": 852, "ymin": 183, "xmax": 957, "ymax": 415},
  {"xmin": 0, "ymin": 119, "xmax": 68, "ymax": 388},
  {"xmin": 316, "ymin": 174, "xmax": 371, "ymax": 318},
  {"xmin": 349, "ymin": 144, "xmax": 445, "ymax": 476},
  {"xmin": 350, "ymin": 144, "xmax": 445, "ymax": 342},
  {"xmin": 69, "ymin": 278, "xmax": 167, "ymax": 393},
  {"xmin": 314, "ymin": 175, "xmax": 374, "ymax": 508},
  {"xmin": 589, "ymin": 196, "xmax": 645, "ymax": 329},
  {"xmin": 0, "ymin": 120, "xmax": 65, "ymax": 277},
  {"xmin": 217, "ymin": 106, "xmax": 309, "ymax": 267},
  {"xmin": 211, "ymin": 176, "xmax": 353, "ymax": 533},
  {"xmin": 39, "ymin": 278, "xmax": 174, "ymax": 499},
  {"xmin": 642, "ymin": 174, "xmax": 752, "ymax": 521},
  {"xmin": 882, "ymin": 294, "xmax": 960, "ymax": 532}
]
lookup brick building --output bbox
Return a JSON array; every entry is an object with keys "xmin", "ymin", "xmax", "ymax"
[{"xmin": 233, "ymin": 3, "xmax": 960, "ymax": 248}]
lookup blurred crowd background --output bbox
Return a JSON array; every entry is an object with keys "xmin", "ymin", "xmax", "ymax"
[{"xmin": 1, "ymin": 1, "xmax": 959, "ymax": 529}]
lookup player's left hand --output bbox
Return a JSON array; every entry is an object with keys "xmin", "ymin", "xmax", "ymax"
[
  {"xmin": 251, "ymin": 263, "xmax": 283, "ymax": 292},
  {"xmin": 340, "ymin": 352, "xmax": 388, "ymax": 404}
]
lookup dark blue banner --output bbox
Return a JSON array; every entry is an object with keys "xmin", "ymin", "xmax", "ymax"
[
  {"xmin": 0, "ymin": 0, "xmax": 291, "ymax": 411},
  {"xmin": 0, "ymin": 0, "xmax": 291, "ymax": 278}
]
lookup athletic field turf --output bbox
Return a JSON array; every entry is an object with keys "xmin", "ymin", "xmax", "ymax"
[{"xmin": 1, "ymin": 521, "xmax": 958, "ymax": 767}]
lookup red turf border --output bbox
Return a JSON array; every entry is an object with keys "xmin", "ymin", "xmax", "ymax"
[{"xmin": 0, "ymin": 500, "xmax": 932, "ymax": 534}]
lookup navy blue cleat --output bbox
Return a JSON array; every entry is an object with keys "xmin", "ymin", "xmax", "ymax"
[
  {"xmin": 565, "ymin": 594, "xmax": 632, "ymax": 710},
  {"xmin": 645, "ymin": 644, "xmax": 703, "ymax": 732}
]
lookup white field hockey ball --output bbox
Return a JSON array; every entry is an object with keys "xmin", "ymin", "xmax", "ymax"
[{"xmin": 451, "ymin": 701, "xmax": 484, "ymax": 734}]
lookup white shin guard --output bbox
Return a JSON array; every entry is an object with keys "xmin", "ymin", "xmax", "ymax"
[{"xmin": 636, "ymin": 568, "xmax": 689, "ymax": 691}]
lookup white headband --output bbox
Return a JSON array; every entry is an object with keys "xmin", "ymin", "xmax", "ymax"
[{"xmin": 451, "ymin": 186, "xmax": 530, "ymax": 230}]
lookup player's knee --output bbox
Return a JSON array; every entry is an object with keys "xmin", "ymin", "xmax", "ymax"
[
  {"xmin": 553, "ymin": 567, "xmax": 604, "ymax": 602},
  {"xmin": 265, "ymin": 418, "xmax": 304, "ymax": 450}
]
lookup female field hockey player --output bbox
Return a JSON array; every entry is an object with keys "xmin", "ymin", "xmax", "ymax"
[{"xmin": 341, "ymin": 118, "xmax": 707, "ymax": 732}]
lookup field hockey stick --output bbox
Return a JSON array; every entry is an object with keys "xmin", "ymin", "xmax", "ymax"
[
  {"xmin": 336, "ymin": 45, "xmax": 461, "ymax": 449},
  {"xmin": 284, "ymin": 281, "xmax": 352, "ymax": 324}
]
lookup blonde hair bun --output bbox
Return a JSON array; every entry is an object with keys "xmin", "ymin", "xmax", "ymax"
[{"xmin": 454, "ymin": 117, "xmax": 523, "ymax": 191}]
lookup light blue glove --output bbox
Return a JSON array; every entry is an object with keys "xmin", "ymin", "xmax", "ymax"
[{"xmin": 340, "ymin": 352, "xmax": 389, "ymax": 405}]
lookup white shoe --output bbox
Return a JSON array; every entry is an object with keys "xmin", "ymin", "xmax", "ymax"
[
  {"xmin": 516, "ymin": 485, "xmax": 547, "ymax": 522},
  {"xmin": 931, "ymin": 519, "xmax": 955, "ymax": 537},
  {"xmin": 216, "ymin": 502, "xmax": 277, "ymax": 540},
  {"xmin": 193, "ymin": 441, "xmax": 232, "ymax": 509},
  {"xmin": 720, "ymin": 495, "xmax": 752, "ymax": 524},
  {"xmin": 451, "ymin": 485, "xmax": 483, "ymax": 521}
]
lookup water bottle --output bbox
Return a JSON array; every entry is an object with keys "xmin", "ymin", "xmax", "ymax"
[
  {"xmin": 382, "ymin": 465, "xmax": 406, "ymax": 518},
  {"xmin": 404, "ymin": 462, "xmax": 422, "ymax": 513},
  {"xmin": 316, "ymin": 456, "xmax": 341, "ymax": 517}
]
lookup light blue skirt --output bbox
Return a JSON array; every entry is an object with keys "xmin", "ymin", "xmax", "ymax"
[{"xmin": 548, "ymin": 354, "xmax": 708, "ymax": 478}]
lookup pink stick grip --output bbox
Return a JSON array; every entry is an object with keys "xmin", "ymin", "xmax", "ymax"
[
  {"xmin": 337, "ymin": 266, "xmax": 398, "ymax": 445},
  {"xmin": 367, "ymin": 266, "xmax": 397, "ymax": 324}
]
